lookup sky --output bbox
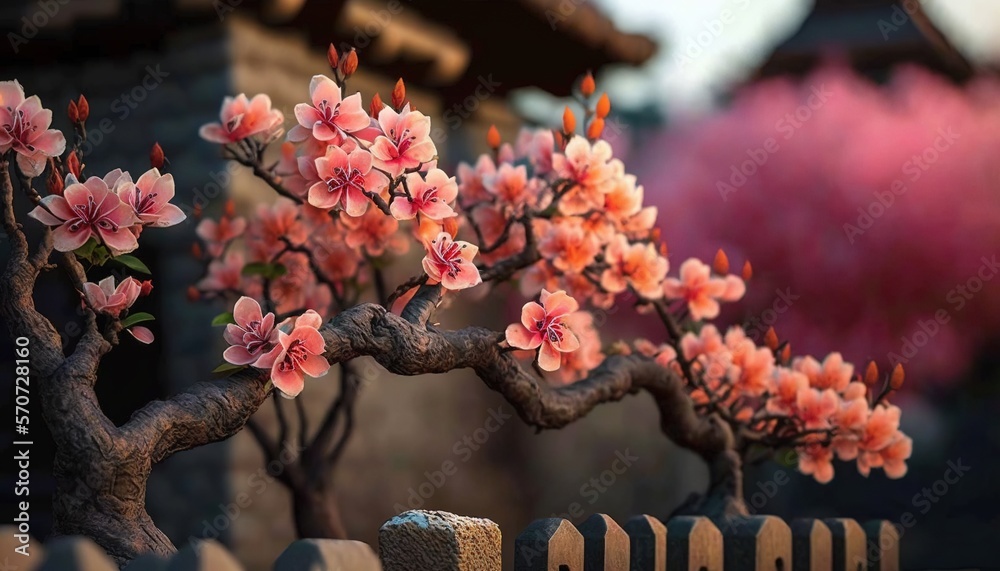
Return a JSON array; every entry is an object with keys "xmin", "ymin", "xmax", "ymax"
[{"xmin": 591, "ymin": 0, "xmax": 1000, "ymax": 115}]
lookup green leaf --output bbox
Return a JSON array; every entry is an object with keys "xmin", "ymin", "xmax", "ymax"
[
  {"xmin": 121, "ymin": 312, "xmax": 155, "ymax": 328},
  {"xmin": 241, "ymin": 262, "xmax": 288, "ymax": 280},
  {"xmin": 211, "ymin": 312, "xmax": 235, "ymax": 326},
  {"xmin": 74, "ymin": 238, "xmax": 99, "ymax": 258},
  {"xmin": 212, "ymin": 362, "xmax": 246, "ymax": 375},
  {"xmin": 113, "ymin": 254, "xmax": 151, "ymax": 274}
]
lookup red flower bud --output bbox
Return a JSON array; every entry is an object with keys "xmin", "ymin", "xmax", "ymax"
[
  {"xmin": 340, "ymin": 48, "xmax": 358, "ymax": 77},
  {"xmin": 713, "ymin": 249, "xmax": 730, "ymax": 275},
  {"xmin": 149, "ymin": 142, "xmax": 165, "ymax": 170},
  {"xmin": 46, "ymin": 160, "xmax": 64, "ymax": 196},
  {"xmin": 140, "ymin": 280, "xmax": 154, "ymax": 297},
  {"xmin": 370, "ymin": 92, "xmax": 384, "ymax": 118},
  {"xmin": 741, "ymin": 260, "xmax": 753, "ymax": 281},
  {"xmin": 890, "ymin": 363, "xmax": 905, "ymax": 390},
  {"xmin": 562, "ymin": 107, "xmax": 576, "ymax": 135},
  {"xmin": 76, "ymin": 95, "xmax": 90, "ymax": 123},
  {"xmin": 225, "ymin": 199, "xmax": 236, "ymax": 218},
  {"xmin": 763, "ymin": 327, "xmax": 779, "ymax": 351},
  {"xmin": 586, "ymin": 117, "xmax": 604, "ymax": 140},
  {"xmin": 392, "ymin": 78, "xmax": 406, "ymax": 110},
  {"xmin": 595, "ymin": 93, "xmax": 611, "ymax": 119},
  {"xmin": 864, "ymin": 361, "xmax": 879, "ymax": 385},
  {"xmin": 66, "ymin": 151, "xmax": 82, "ymax": 179},
  {"xmin": 191, "ymin": 242, "xmax": 203, "ymax": 259},
  {"xmin": 68, "ymin": 100, "xmax": 79, "ymax": 123},
  {"xmin": 486, "ymin": 125, "xmax": 501, "ymax": 149},
  {"xmin": 580, "ymin": 71, "xmax": 596, "ymax": 98},
  {"xmin": 186, "ymin": 286, "xmax": 200, "ymax": 302},
  {"xmin": 327, "ymin": 44, "xmax": 339, "ymax": 70}
]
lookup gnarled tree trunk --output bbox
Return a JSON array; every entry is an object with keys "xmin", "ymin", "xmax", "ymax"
[{"xmin": 291, "ymin": 480, "xmax": 348, "ymax": 539}]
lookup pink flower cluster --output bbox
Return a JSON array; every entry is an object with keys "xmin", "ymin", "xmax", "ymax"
[
  {"xmin": 0, "ymin": 80, "xmax": 65, "ymax": 177},
  {"xmin": 28, "ymin": 168, "xmax": 185, "ymax": 254},
  {"xmin": 82, "ymin": 276, "xmax": 154, "ymax": 344},
  {"xmin": 665, "ymin": 325, "xmax": 912, "ymax": 482},
  {"xmin": 222, "ymin": 296, "xmax": 329, "ymax": 397}
]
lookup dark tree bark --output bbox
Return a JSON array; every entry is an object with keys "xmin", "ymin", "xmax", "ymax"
[{"xmin": 2, "ymin": 158, "xmax": 746, "ymax": 565}]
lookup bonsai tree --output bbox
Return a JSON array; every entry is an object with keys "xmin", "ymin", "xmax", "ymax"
[{"xmin": 0, "ymin": 52, "xmax": 912, "ymax": 565}]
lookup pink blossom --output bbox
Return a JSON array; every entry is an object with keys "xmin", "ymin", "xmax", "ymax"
[
  {"xmin": 0, "ymin": 80, "xmax": 66, "ymax": 177},
  {"xmin": 390, "ymin": 169, "xmax": 458, "ymax": 221},
  {"xmin": 307, "ymin": 145, "xmax": 385, "ymax": 215},
  {"xmin": 369, "ymin": 104, "xmax": 437, "ymax": 177},
  {"xmin": 247, "ymin": 198, "xmax": 307, "ymax": 260},
  {"xmin": 117, "ymin": 168, "xmax": 186, "ymax": 228},
  {"xmin": 82, "ymin": 276, "xmax": 142, "ymax": 317},
  {"xmin": 505, "ymin": 289, "xmax": 581, "ymax": 372},
  {"xmin": 483, "ymin": 163, "xmax": 541, "ymax": 211},
  {"xmin": 515, "ymin": 128, "xmax": 554, "ymax": 175},
  {"xmin": 288, "ymin": 75, "xmax": 370, "ymax": 143},
  {"xmin": 198, "ymin": 251, "xmax": 246, "ymax": 292},
  {"xmin": 342, "ymin": 208, "xmax": 408, "ymax": 257},
  {"xmin": 535, "ymin": 217, "xmax": 601, "ymax": 275},
  {"xmin": 456, "ymin": 155, "xmax": 496, "ymax": 205},
  {"xmin": 199, "ymin": 94, "xmax": 284, "ymax": 144},
  {"xmin": 196, "ymin": 216, "xmax": 247, "ymax": 257},
  {"xmin": 256, "ymin": 310, "xmax": 329, "ymax": 398},
  {"xmin": 600, "ymin": 235, "xmax": 668, "ymax": 299},
  {"xmin": 797, "ymin": 443, "xmax": 834, "ymax": 484},
  {"xmin": 28, "ymin": 174, "xmax": 139, "ymax": 254},
  {"xmin": 767, "ymin": 367, "xmax": 809, "ymax": 415},
  {"xmin": 551, "ymin": 137, "xmax": 616, "ymax": 215},
  {"xmin": 554, "ymin": 311, "xmax": 604, "ymax": 383},
  {"xmin": 421, "ymin": 232, "xmax": 481, "ymax": 290},
  {"xmin": 223, "ymin": 296, "xmax": 278, "ymax": 366},
  {"xmin": 795, "ymin": 388, "xmax": 839, "ymax": 430},
  {"xmin": 663, "ymin": 258, "xmax": 746, "ymax": 321},
  {"xmin": 792, "ymin": 353, "xmax": 854, "ymax": 392}
]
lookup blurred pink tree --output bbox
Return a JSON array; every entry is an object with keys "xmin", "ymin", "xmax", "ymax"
[{"xmin": 637, "ymin": 64, "xmax": 1000, "ymax": 385}]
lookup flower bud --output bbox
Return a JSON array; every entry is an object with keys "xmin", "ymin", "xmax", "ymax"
[
  {"xmin": 140, "ymin": 280, "xmax": 154, "ymax": 297},
  {"xmin": 76, "ymin": 94, "xmax": 90, "ymax": 123},
  {"xmin": 763, "ymin": 327, "xmax": 779, "ymax": 351},
  {"xmin": 191, "ymin": 242, "xmax": 203, "ymax": 259},
  {"xmin": 46, "ymin": 160, "xmax": 64, "ymax": 196},
  {"xmin": 66, "ymin": 151, "xmax": 82, "ymax": 179},
  {"xmin": 67, "ymin": 100, "xmax": 79, "ymax": 123},
  {"xmin": 562, "ymin": 106, "xmax": 576, "ymax": 134},
  {"xmin": 150, "ymin": 142, "xmax": 165, "ymax": 170},
  {"xmin": 443, "ymin": 216, "xmax": 459, "ymax": 238},
  {"xmin": 713, "ymin": 249, "xmax": 729, "ymax": 275},
  {"xmin": 487, "ymin": 124, "xmax": 501, "ymax": 149},
  {"xmin": 586, "ymin": 117, "xmax": 604, "ymax": 140},
  {"xmin": 580, "ymin": 71, "xmax": 596, "ymax": 97},
  {"xmin": 370, "ymin": 92, "xmax": 384, "ymax": 118},
  {"xmin": 186, "ymin": 286, "xmax": 200, "ymax": 302},
  {"xmin": 890, "ymin": 363, "xmax": 905, "ymax": 390},
  {"xmin": 225, "ymin": 199, "xmax": 236, "ymax": 218},
  {"xmin": 780, "ymin": 343, "xmax": 791, "ymax": 363},
  {"xmin": 864, "ymin": 361, "xmax": 879, "ymax": 385},
  {"xmin": 193, "ymin": 204, "xmax": 203, "ymax": 220},
  {"xmin": 392, "ymin": 78, "xmax": 406, "ymax": 110},
  {"xmin": 595, "ymin": 93, "xmax": 611, "ymax": 119},
  {"xmin": 340, "ymin": 48, "xmax": 358, "ymax": 77},
  {"xmin": 327, "ymin": 43, "xmax": 339, "ymax": 70},
  {"xmin": 741, "ymin": 260, "xmax": 753, "ymax": 281}
]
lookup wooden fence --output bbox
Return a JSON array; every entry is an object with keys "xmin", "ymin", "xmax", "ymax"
[{"xmin": 0, "ymin": 510, "xmax": 900, "ymax": 570}]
